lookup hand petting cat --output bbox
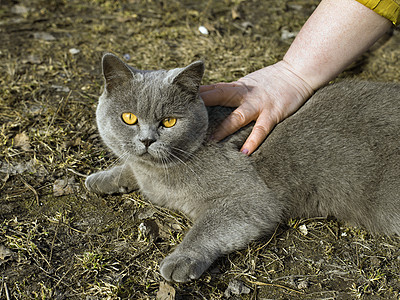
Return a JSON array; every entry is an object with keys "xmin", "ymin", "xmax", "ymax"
[{"xmin": 200, "ymin": 61, "xmax": 313, "ymax": 155}]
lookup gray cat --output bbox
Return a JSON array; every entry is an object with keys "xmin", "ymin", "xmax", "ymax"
[{"xmin": 85, "ymin": 53, "xmax": 400, "ymax": 283}]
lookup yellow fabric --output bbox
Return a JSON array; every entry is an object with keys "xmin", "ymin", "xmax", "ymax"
[{"xmin": 356, "ymin": 0, "xmax": 400, "ymax": 25}]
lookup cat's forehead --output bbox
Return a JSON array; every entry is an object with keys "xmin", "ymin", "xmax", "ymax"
[{"xmin": 114, "ymin": 70, "xmax": 187, "ymax": 118}]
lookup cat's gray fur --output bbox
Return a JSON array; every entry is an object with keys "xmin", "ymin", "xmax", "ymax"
[{"xmin": 86, "ymin": 53, "xmax": 400, "ymax": 282}]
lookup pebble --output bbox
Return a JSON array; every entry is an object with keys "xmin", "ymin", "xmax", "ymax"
[
  {"xmin": 33, "ymin": 32, "xmax": 56, "ymax": 41},
  {"xmin": 297, "ymin": 280, "xmax": 309, "ymax": 289},
  {"xmin": 299, "ymin": 224, "xmax": 308, "ymax": 235},
  {"xmin": 281, "ymin": 29, "xmax": 297, "ymax": 40},
  {"xmin": 198, "ymin": 26, "xmax": 209, "ymax": 35},
  {"xmin": 69, "ymin": 48, "xmax": 80, "ymax": 55}
]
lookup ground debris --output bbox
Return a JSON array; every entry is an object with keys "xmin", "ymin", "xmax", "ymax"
[
  {"xmin": 51, "ymin": 85, "xmax": 71, "ymax": 93},
  {"xmin": 138, "ymin": 219, "xmax": 159, "ymax": 240},
  {"xmin": 0, "ymin": 244, "xmax": 13, "ymax": 261},
  {"xmin": 14, "ymin": 132, "xmax": 31, "ymax": 151},
  {"xmin": 33, "ymin": 32, "xmax": 56, "ymax": 41},
  {"xmin": 299, "ymin": 224, "xmax": 308, "ymax": 235},
  {"xmin": 0, "ymin": 159, "xmax": 38, "ymax": 179},
  {"xmin": 156, "ymin": 282, "xmax": 176, "ymax": 300},
  {"xmin": 53, "ymin": 177, "xmax": 79, "ymax": 196},
  {"xmin": 69, "ymin": 48, "xmax": 80, "ymax": 55},
  {"xmin": 224, "ymin": 279, "xmax": 250, "ymax": 298}
]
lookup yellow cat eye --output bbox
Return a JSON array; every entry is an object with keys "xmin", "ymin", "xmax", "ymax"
[
  {"xmin": 161, "ymin": 117, "xmax": 177, "ymax": 128},
  {"xmin": 121, "ymin": 112, "xmax": 138, "ymax": 125}
]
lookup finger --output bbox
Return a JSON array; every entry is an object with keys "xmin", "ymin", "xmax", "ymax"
[
  {"xmin": 199, "ymin": 82, "xmax": 238, "ymax": 93},
  {"xmin": 200, "ymin": 84, "xmax": 246, "ymax": 107},
  {"xmin": 213, "ymin": 103, "xmax": 258, "ymax": 141},
  {"xmin": 240, "ymin": 112, "xmax": 277, "ymax": 155}
]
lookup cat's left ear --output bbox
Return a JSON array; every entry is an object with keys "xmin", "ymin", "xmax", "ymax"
[
  {"xmin": 168, "ymin": 61, "xmax": 205, "ymax": 93},
  {"xmin": 102, "ymin": 53, "xmax": 135, "ymax": 93}
]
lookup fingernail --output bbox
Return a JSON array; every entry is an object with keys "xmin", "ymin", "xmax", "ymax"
[{"xmin": 241, "ymin": 148, "xmax": 249, "ymax": 155}]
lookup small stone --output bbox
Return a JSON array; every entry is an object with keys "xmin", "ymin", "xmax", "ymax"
[
  {"xmin": 299, "ymin": 224, "xmax": 308, "ymax": 235},
  {"xmin": 281, "ymin": 29, "xmax": 297, "ymax": 40},
  {"xmin": 297, "ymin": 280, "xmax": 309, "ymax": 289},
  {"xmin": 288, "ymin": 4, "xmax": 303, "ymax": 10},
  {"xmin": 198, "ymin": 26, "xmax": 209, "ymax": 35},
  {"xmin": 241, "ymin": 21, "xmax": 253, "ymax": 29},
  {"xmin": 123, "ymin": 53, "xmax": 131, "ymax": 60},
  {"xmin": 51, "ymin": 85, "xmax": 70, "ymax": 93},
  {"xmin": 69, "ymin": 48, "xmax": 80, "ymax": 55},
  {"xmin": 11, "ymin": 4, "xmax": 29, "ymax": 15},
  {"xmin": 33, "ymin": 32, "xmax": 56, "ymax": 41}
]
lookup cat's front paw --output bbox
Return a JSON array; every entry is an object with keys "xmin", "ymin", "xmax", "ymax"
[
  {"xmin": 85, "ymin": 172, "xmax": 129, "ymax": 194},
  {"xmin": 160, "ymin": 253, "xmax": 210, "ymax": 283}
]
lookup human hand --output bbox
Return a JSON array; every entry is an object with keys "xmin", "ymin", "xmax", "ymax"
[{"xmin": 200, "ymin": 60, "xmax": 314, "ymax": 155}]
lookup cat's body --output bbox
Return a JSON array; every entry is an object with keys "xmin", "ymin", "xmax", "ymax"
[{"xmin": 86, "ymin": 53, "xmax": 400, "ymax": 282}]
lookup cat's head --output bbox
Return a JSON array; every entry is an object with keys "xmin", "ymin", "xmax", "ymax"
[{"xmin": 96, "ymin": 53, "xmax": 208, "ymax": 167}]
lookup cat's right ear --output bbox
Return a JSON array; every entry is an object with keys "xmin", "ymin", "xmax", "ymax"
[{"xmin": 102, "ymin": 53, "xmax": 133, "ymax": 93}]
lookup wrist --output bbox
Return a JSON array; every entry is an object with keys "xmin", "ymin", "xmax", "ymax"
[
  {"xmin": 281, "ymin": 0, "xmax": 391, "ymax": 91},
  {"xmin": 271, "ymin": 60, "xmax": 315, "ymax": 103}
]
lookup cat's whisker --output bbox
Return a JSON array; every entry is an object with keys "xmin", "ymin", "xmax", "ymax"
[
  {"xmin": 115, "ymin": 152, "xmax": 130, "ymax": 186},
  {"xmin": 160, "ymin": 152, "xmax": 171, "ymax": 186},
  {"xmin": 168, "ymin": 151, "xmax": 202, "ymax": 182},
  {"xmin": 90, "ymin": 151, "xmax": 130, "ymax": 188},
  {"xmin": 171, "ymin": 146, "xmax": 204, "ymax": 170}
]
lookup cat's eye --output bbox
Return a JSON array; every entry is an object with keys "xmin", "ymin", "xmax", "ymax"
[
  {"xmin": 121, "ymin": 112, "xmax": 138, "ymax": 125},
  {"xmin": 161, "ymin": 117, "xmax": 177, "ymax": 128}
]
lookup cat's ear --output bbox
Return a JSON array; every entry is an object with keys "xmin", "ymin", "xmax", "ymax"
[
  {"xmin": 102, "ymin": 53, "xmax": 135, "ymax": 93},
  {"xmin": 168, "ymin": 61, "xmax": 205, "ymax": 93}
]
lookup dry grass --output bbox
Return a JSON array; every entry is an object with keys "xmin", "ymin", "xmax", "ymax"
[{"xmin": 1, "ymin": 0, "xmax": 399, "ymax": 299}]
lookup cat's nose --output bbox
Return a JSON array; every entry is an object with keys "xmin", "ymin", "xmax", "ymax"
[{"xmin": 140, "ymin": 138, "xmax": 156, "ymax": 148}]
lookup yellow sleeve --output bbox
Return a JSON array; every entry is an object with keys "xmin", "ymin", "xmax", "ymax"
[{"xmin": 356, "ymin": 0, "xmax": 400, "ymax": 25}]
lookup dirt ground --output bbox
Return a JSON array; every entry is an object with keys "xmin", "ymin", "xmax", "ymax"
[{"xmin": 1, "ymin": 0, "xmax": 400, "ymax": 299}]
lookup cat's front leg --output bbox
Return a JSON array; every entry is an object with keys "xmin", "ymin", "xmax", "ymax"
[
  {"xmin": 160, "ymin": 198, "xmax": 281, "ymax": 282},
  {"xmin": 85, "ymin": 163, "xmax": 139, "ymax": 194}
]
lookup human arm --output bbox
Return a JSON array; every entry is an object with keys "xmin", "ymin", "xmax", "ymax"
[{"xmin": 200, "ymin": 0, "xmax": 392, "ymax": 155}]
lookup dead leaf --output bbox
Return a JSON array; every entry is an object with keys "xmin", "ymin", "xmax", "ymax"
[
  {"xmin": 11, "ymin": 4, "xmax": 30, "ymax": 14},
  {"xmin": 224, "ymin": 279, "xmax": 250, "ymax": 297},
  {"xmin": 231, "ymin": 7, "xmax": 241, "ymax": 19},
  {"xmin": 14, "ymin": 132, "xmax": 31, "ymax": 151},
  {"xmin": 0, "ymin": 159, "xmax": 36, "ymax": 176},
  {"xmin": 62, "ymin": 137, "xmax": 81, "ymax": 149},
  {"xmin": 156, "ymin": 282, "xmax": 176, "ymax": 300},
  {"xmin": 0, "ymin": 244, "xmax": 13, "ymax": 260},
  {"xmin": 53, "ymin": 177, "xmax": 79, "ymax": 196},
  {"xmin": 22, "ymin": 54, "xmax": 42, "ymax": 65}
]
